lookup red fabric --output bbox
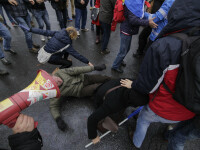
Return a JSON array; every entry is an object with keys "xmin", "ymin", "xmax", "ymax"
[
  {"xmin": 149, "ymin": 68, "xmax": 195, "ymax": 121},
  {"xmin": 92, "ymin": 0, "xmax": 100, "ymax": 26}
]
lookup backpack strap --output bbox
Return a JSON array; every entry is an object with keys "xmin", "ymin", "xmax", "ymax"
[{"xmin": 103, "ymin": 85, "xmax": 122, "ymax": 100}]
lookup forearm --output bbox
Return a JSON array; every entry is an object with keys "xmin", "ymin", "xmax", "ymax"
[
  {"xmin": 49, "ymin": 98, "xmax": 61, "ymax": 120},
  {"xmin": 62, "ymin": 66, "xmax": 94, "ymax": 75},
  {"xmin": 31, "ymin": 28, "xmax": 57, "ymax": 36}
]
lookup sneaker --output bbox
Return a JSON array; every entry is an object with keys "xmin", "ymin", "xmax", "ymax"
[
  {"xmin": 29, "ymin": 47, "xmax": 38, "ymax": 54},
  {"xmin": 72, "ymin": 14, "xmax": 76, "ymax": 18},
  {"xmin": 47, "ymin": 36, "xmax": 51, "ymax": 40},
  {"xmin": 4, "ymin": 49, "xmax": 17, "ymax": 55},
  {"xmin": 67, "ymin": 18, "xmax": 72, "ymax": 22},
  {"xmin": 77, "ymin": 31, "xmax": 80, "ymax": 36},
  {"xmin": 1, "ymin": 58, "xmax": 11, "ymax": 65},
  {"xmin": 0, "ymin": 69, "xmax": 9, "ymax": 75},
  {"xmin": 101, "ymin": 49, "xmax": 110, "ymax": 55},
  {"xmin": 40, "ymin": 35, "xmax": 45, "ymax": 42},
  {"xmin": 95, "ymin": 36, "xmax": 100, "ymax": 44},
  {"xmin": 81, "ymin": 28, "xmax": 89, "ymax": 32},
  {"xmin": 33, "ymin": 43, "xmax": 40, "ymax": 49},
  {"xmin": 111, "ymin": 67, "xmax": 123, "ymax": 73},
  {"xmin": 12, "ymin": 23, "xmax": 18, "ymax": 27}
]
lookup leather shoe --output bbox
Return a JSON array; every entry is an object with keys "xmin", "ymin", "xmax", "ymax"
[
  {"xmin": 33, "ymin": 43, "xmax": 40, "ymax": 49},
  {"xmin": 5, "ymin": 49, "xmax": 17, "ymax": 55},
  {"xmin": 101, "ymin": 49, "xmax": 110, "ymax": 55},
  {"xmin": 0, "ymin": 69, "xmax": 9, "ymax": 75},
  {"xmin": 111, "ymin": 68, "xmax": 123, "ymax": 73},
  {"xmin": 1, "ymin": 58, "xmax": 11, "ymax": 65}
]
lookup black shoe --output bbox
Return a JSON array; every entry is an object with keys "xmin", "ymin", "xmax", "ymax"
[
  {"xmin": 111, "ymin": 68, "xmax": 123, "ymax": 73},
  {"xmin": 0, "ymin": 69, "xmax": 9, "ymax": 75},
  {"xmin": 29, "ymin": 47, "xmax": 38, "ymax": 54},
  {"xmin": 101, "ymin": 49, "xmax": 110, "ymax": 55},
  {"xmin": 1, "ymin": 58, "xmax": 11, "ymax": 65},
  {"xmin": 121, "ymin": 61, "xmax": 126, "ymax": 67},
  {"xmin": 56, "ymin": 117, "xmax": 69, "ymax": 132},
  {"xmin": 33, "ymin": 44, "xmax": 40, "ymax": 49},
  {"xmin": 4, "ymin": 49, "xmax": 17, "ymax": 55}
]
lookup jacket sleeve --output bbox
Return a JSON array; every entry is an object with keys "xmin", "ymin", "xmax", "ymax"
[
  {"xmin": 144, "ymin": 0, "xmax": 175, "ymax": 23},
  {"xmin": 8, "ymin": 128, "xmax": 43, "ymax": 150},
  {"xmin": 127, "ymin": 7, "xmax": 149, "ymax": 26},
  {"xmin": 61, "ymin": 66, "xmax": 94, "ymax": 76},
  {"xmin": 131, "ymin": 36, "xmax": 182, "ymax": 94},
  {"xmin": 66, "ymin": 46, "xmax": 89, "ymax": 64},
  {"xmin": 31, "ymin": 28, "xmax": 57, "ymax": 36},
  {"xmin": 50, "ymin": 98, "xmax": 61, "ymax": 120}
]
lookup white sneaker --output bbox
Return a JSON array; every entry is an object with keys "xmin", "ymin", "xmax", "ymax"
[
  {"xmin": 40, "ymin": 35, "xmax": 45, "ymax": 42},
  {"xmin": 47, "ymin": 36, "xmax": 51, "ymax": 40},
  {"xmin": 77, "ymin": 31, "xmax": 80, "ymax": 36},
  {"xmin": 81, "ymin": 28, "xmax": 89, "ymax": 32}
]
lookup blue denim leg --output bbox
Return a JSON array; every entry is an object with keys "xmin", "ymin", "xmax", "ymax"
[
  {"xmin": 81, "ymin": 9, "xmax": 87, "ymax": 29},
  {"xmin": 0, "ymin": 22, "xmax": 11, "ymax": 50},
  {"xmin": 75, "ymin": 8, "xmax": 81, "ymax": 31},
  {"xmin": 133, "ymin": 105, "xmax": 179, "ymax": 148},
  {"xmin": 15, "ymin": 15, "xmax": 32, "ymax": 49},
  {"xmin": 0, "ymin": 5, "xmax": 7, "ymax": 25},
  {"xmin": 112, "ymin": 33, "xmax": 132, "ymax": 69},
  {"xmin": 100, "ymin": 22, "xmax": 111, "ymax": 51},
  {"xmin": 33, "ymin": 10, "xmax": 44, "ymax": 29},
  {"xmin": 43, "ymin": 10, "xmax": 51, "ymax": 30},
  {"xmin": 90, "ymin": 0, "xmax": 93, "ymax": 7},
  {"xmin": 3, "ymin": 5, "xmax": 17, "ymax": 24},
  {"xmin": 168, "ymin": 120, "xmax": 200, "ymax": 150}
]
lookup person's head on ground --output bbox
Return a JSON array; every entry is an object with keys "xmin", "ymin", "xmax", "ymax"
[
  {"xmin": 66, "ymin": 26, "xmax": 78, "ymax": 40},
  {"xmin": 52, "ymin": 75, "xmax": 63, "ymax": 87}
]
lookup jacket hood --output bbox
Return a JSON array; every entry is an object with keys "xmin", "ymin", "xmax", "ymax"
[
  {"xmin": 125, "ymin": 0, "xmax": 145, "ymax": 18},
  {"xmin": 158, "ymin": 0, "xmax": 200, "ymax": 38}
]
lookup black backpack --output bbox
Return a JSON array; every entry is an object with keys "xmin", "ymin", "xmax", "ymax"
[{"xmin": 163, "ymin": 32, "xmax": 200, "ymax": 114}]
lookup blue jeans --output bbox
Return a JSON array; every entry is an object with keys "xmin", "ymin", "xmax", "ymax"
[
  {"xmin": 100, "ymin": 22, "xmax": 111, "ymax": 51},
  {"xmin": 33, "ymin": 9, "xmax": 51, "ymax": 30},
  {"xmin": 90, "ymin": 0, "xmax": 94, "ymax": 7},
  {"xmin": 167, "ymin": 119, "xmax": 200, "ymax": 150},
  {"xmin": 0, "ymin": 4, "xmax": 17, "ymax": 25},
  {"xmin": 55, "ymin": 9, "xmax": 68, "ymax": 29},
  {"xmin": 0, "ymin": 22, "xmax": 11, "ymax": 58},
  {"xmin": 112, "ymin": 33, "xmax": 132, "ymax": 69},
  {"xmin": 75, "ymin": 8, "xmax": 87, "ymax": 31},
  {"xmin": 133, "ymin": 105, "xmax": 179, "ymax": 148},
  {"xmin": 14, "ymin": 14, "xmax": 33, "ymax": 49}
]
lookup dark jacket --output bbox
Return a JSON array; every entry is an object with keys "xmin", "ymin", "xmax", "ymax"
[
  {"xmin": 131, "ymin": 0, "xmax": 200, "ymax": 121},
  {"xmin": 8, "ymin": 128, "xmax": 43, "ymax": 150},
  {"xmin": 99, "ymin": 0, "xmax": 116, "ymax": 24},
  {"xmin": 4, "ymin": 0, "xmax": 29, "ymax": 17},
  {"xmin": 28, "ymin": 0, "xmax": 46, "ymax": 10},
  {"xmin": 49, "ymin": 0, "xmax": 67, "ymax": 10},
  {"xmin": 120, "ymin": 5, "xmax": 149, "ymax": 35},
  {"xmin": 31, "ymin": 28, "xmax": 89, "ymax": 64},
  {"xmin": 74, "ymin": 0, "xmax": 89, "ymax": 9}
]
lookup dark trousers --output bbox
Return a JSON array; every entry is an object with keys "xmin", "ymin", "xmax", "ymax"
[
  {"xmin": 144, "ymin": 39, "xmax": 153, "ymax": 52},
  {"xmin": 48, "ymin": 53, "xmax": 72, "ymax": 68},
  {"xmin": 96, "ymin": 25, "xmax": 102, "ymax": 36},
  {"xmin": 100, "ymin": 22, "xmax": 111, "ymax": 51},
  {"xmin": 137, "ymin": 27, "xmax": 152, "ymax": 54},
  {"xmin": 80, "ymin": 74, "xmax": 111, "ymax": 97},
  {"xmin": 55, "ymin": 8, "xmax": 68, "ymax": 29}
]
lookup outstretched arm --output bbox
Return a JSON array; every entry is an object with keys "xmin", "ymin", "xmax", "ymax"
[{"xmin": 31, "ymin": 28, "xmax": 57, "ymax": 36}]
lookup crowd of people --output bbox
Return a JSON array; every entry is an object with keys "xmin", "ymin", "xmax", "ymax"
[{"xmin": 0, "ymin": 0, "xmax": 200, "ymax": 150}]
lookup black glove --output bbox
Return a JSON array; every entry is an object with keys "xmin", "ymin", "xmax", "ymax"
[
  {"xmin": 56, "ymin": 117, "xmax": 68, "ymax": 131},
  {"xmin": 94, "ymin": 64, "xmax": 106, "ymax": 71}
]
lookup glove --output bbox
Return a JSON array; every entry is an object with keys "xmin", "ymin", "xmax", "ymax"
[
  {"xmin": 94, "ymin": 64, "xmax": 106, "ymax": 71},
  {"xmin": 56, "ymin": 117, "xmax": 69, "ymax": 131},
  {"xmin": 19, "ymin": 24, "xmax": 31, "ymax": 31}
]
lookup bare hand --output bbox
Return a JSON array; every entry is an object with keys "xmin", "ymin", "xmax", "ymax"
[
  {"xmin": 29, "ymin": 0, "xmax": 35, "ymax": 5},
  {"xmin": 55, "ymin": 0, "xmax": 59, "ymax": 2},
  {"xmin": 88, "ymin": 62, "xmax": 94, "ymax": 66},
  {"xmin": 36, "ymin": 0, "xmax": 44, "ymax": 3},
  {"xmin": 12, "ymin": 114, "xmax": 34, "ymax": 134},
  {"xmin": 8, "ymin": 0, "xmax": 18, "ymax": 5},
  {"xmin": 149, "ymin": 17, "xmax": 158, "ymax": 28},
  {"xmin": 92, "ymin": 136, "xmax": 100, "ymax": 144},
  {"xmin": 120, "ymin": 79, "xmax": 133, "ymax": 89}
]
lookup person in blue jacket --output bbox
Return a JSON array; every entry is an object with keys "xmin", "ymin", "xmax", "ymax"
[
  {"xmin": 22, "ymin": 26, "xmax": 93, "ymax": 68},
  {"xmin": 143, "ymin": 0, "xmax": 175, "ymax": 49},
  {"xmin": 111, "ymin": 0, "xmax": 158, "ymax": 73}
]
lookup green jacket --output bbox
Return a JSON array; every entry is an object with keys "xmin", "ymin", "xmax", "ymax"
[{"xmin": 50, "ymin": 66, "xmax": 94, "ymax": 119}]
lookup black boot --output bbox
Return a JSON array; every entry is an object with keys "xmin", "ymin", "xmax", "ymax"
[
  {"xmin": 0, "ymin": 69, "xmax": 9, "ymax": 75},
  {"xmin": 56, "ymin": 117, "xmax": 69, "ymax": 131}
]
